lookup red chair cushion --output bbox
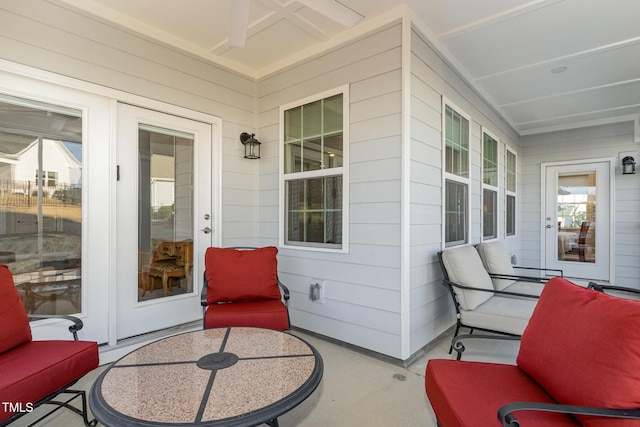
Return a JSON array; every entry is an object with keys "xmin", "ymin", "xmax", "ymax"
[
  {"xmin": 0, "ymin": 340, "xmax": 99, "ymax": 422},
  {"xmin": 204, "ymin": 300, "xmax": 289, "ymax": 331},
  {"xmin": 205, "ymin": 247, "xmax": 282, "ymax": 304},
  {"xmin": 0, "ymin": 265, "xmax": 32, "ymax": 354},
  {"xmin": 425, "ymin": 359, "xmax": 578, "ymax": 427},
  {"xmin": 517, "ymin": 277, "xmax": 640, "ymax": 427}
]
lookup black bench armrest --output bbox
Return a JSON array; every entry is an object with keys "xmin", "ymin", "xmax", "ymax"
[
  {"xmin": 512, "ymin": 266, "xmax": 563, "ymax": 278},
  {"xmin": 444, "ymin": 279, "xmax": 540, "ymax": 300}
]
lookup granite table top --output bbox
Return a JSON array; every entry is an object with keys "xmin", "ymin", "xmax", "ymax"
[{"xmin": 89, "ymin": 327, "xmax": 323, "ymax": 427}]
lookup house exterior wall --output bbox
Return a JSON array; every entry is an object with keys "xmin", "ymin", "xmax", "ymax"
[
  {"xmin": 256, "ymin": 22, "xmax": 405, "ymax": 358},
  {"xmin": 0, "ymin": 0, "xmax": 255, "ymax": 246},
  {"xmin": 13, "ymin": 140, "xmax": 81, "ymax": 190},
  {"xmin": 521, "ymin": 122, "xmax": 640, "ymax": 287},
  {"xmin": 408, "ymin": 27, "xmax": 523, "ymax": 355},
  {"xmin": 255, "ymin": 20, "xmax": 526, "ymax": 360}
]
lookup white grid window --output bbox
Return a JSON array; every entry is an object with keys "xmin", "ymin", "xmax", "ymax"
[
  {"xmin": 443, "ymin": 101, "xmax": 470, "ymax": 247},
  {"xmin": 482, "ymin": 130, "xmax": 499, "ymax": 240},
  {"xmin": 280, "ymin": 87, "xmax": 349, "ymax": 251},
  {"xmin": 506, "ymin": 149, "xmax": 517, "ymax": 237}
]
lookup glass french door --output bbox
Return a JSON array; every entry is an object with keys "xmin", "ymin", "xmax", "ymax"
[
  {"xmin": 544, "ymin": 161, "xmax": 611, "ymax": 281},
  {"xmin": 116, "ymin": 103, "xmax": 213, "ymax": 340},
  {"xmin": 0, "ymin": 76, "xmax": 110, "ymax": 343}
]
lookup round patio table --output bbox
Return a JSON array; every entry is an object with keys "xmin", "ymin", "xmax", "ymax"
[{"xmin": 89, "ymin": 327, "xmax": 323, "ymax": 427}]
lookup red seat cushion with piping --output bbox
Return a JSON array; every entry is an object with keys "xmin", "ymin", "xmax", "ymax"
[
  {"xmin": 205, "ymin": 247, "xmax": 282, "ymax": 304},
  {"xmin": 204, "ymin": 300, "xmax": 289, "ymax": 331},
  {"xmin": 425, "ymin": 359, "xmax": 578, "ymax": 427},
  {"xmin": 517, "ymin": 277, "xmax": 640, "ymax": 427},
  {"xmin": 0, "ymin": 340, "xmax": 99, "ymax": 422},
  {"xmin": 0, "ymin": 264, "xmax": 32, "ymax": 354}
]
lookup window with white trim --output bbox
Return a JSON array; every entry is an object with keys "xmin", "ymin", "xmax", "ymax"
[
  {"xmin": 482, "ymin": 130, "xmax": 499, "ymax": 240},
  {"xmin": 506, "ymin": 149, "xmax": 517, "ymax": 236},
  {"xmin": 281, "ymin": 87, "xmax": 348, "ymax": 250},
  {"xmin": 443, "ymin": 102, "xmax": 470, "ymax": 247}
]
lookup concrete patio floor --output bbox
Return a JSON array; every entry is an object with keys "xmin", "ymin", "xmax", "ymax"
[{"xmin": 10, "ymin": 328, "xmax": 520, "ymax": 427}]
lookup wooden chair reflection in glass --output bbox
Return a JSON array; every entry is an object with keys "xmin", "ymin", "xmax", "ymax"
[{"xmin": 146, "ymin": 240, "xmax": 193, "ymax": 297}]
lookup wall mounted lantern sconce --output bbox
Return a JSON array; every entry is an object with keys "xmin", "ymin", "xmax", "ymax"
[
  {"xmin": 622, "ymin": 156, "xmax": 636, "ymax": 174},
  {"xmin": 240, "ymin": 132, "xmax": 261, "ymax": 159}
]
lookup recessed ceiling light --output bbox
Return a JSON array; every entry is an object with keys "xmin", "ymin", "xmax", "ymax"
[{"xmin": 551, "ymin": 66, "xmax": 568, "ymax": 74}]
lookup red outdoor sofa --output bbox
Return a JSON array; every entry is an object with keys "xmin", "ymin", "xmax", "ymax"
[{"xmin": 425, "ymin": 277, "xmax": 640, "ymax": 426}]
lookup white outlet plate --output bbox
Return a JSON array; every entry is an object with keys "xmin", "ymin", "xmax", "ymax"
[{"xmin": 309, "ymin": 279, "xmax": 325, "ymax": 304}]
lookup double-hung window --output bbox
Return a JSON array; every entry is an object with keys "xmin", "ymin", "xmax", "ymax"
[
  {"xmin": 482, "ymin": 129, "xmax": 499, "ymax": 240},
  {"xmin": 443, "ymin": 101, "xmax": 470, "ymax": 247},
  {"xmin": 280, "ymin": 86, "xmax": 348, "ymax": 251},
  {"xmin": 506, "ymin": 149, "xmax": 517, "ymax": 236}
]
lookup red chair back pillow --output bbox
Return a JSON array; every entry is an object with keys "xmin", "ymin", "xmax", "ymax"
[
  {"xmin": 517, "ymin": 277, "xmax": 640, "ymax": 427},
  {"xmin": 0, "ymin": 265, "xmax": 32, "ymax": 354},
  {"xmin": 205, "ymin": 247, "xmax": 282, "ymax": 304}
]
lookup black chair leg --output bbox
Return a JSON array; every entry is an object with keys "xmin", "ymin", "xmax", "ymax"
[
  {"xmin": 448, "ymin": 323, "xmax": 461, "ymax": 354},
  {"xmin": 19, "ymin": 389, "xmax": 97, "ymax": 427}
]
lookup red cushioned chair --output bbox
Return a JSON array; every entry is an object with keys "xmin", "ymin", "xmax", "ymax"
[
  {"xmin": 0, "ymin": 265, "xmax": 99, "ymax": 427},
  {"xmin": 425, "ymin": 277, "xmax": 640, "ymax": 427},
  {"xmin": 201, "ymin": 247, "xmax": 290, "ymax": 331}
]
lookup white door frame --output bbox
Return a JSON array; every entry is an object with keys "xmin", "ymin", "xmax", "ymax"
[
  {"xmin": 114, "ymin": 102, "xmax": 219, "ymax": 341},
  {"xmin": 0, "ymin": 69, "xmax": 112, "ymax": 343},
  {"xmin": 540, "ymin": 158, "xmax": 615, "ymax": 282}
]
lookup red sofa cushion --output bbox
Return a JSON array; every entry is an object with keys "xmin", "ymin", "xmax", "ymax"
[
  {"xmin": 425, "ymin": 359, "xmax": 578, "ymax": 427},
  {"xmin": 0, "ymin": 340, "xmax": 99, "ymax": 422},
  {"xmin": 0, "ymin": 265, "xmax": 32, "ymax": 354},
  {"xmin": 205, "ymin": 247, "xmax": 282, "ymax": 304},
  {"xmin": 518, "ymin": 277, "xmax": 640, "ymax": 427},
  {"xmin": 204, "ymin": 299, "xmax": 289, "ymax": 331}
]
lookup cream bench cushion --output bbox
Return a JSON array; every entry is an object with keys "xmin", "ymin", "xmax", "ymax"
[
  {"xmin": 476, "ymin": 241, "xmax": 516, "ymax": 290},
  {"xmin": 440, "ymin": 245, "xmax": 494, "ymax": 310},
  {"xmin": 461, "ymin": 294, "xmax": 537, "ymax": 336}
]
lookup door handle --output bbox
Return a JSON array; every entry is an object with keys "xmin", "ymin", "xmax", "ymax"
[
  {"xmin": 546, "ymin": 224, "xmax": 552, "ymax": 229},
  {"xmin": 202, "ymin": 227, "xmax": 211, "ymax": 234}
]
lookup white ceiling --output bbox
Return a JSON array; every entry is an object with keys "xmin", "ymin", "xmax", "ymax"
[{"xmin": 55, "ymin": 0, "xmax": 640, "ymax": 136}]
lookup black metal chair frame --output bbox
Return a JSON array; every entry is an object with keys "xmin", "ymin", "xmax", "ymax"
[
  {"xmin": 588, "ymin": 282, "xmax": 640, "ymax": 297},
  {"xmin": 437, "ymin": 250, "xmax": 562, "ymax": 359},
  {"xmin": 0, "ymin": 315, "xmax": 97, "ymax": 427},
  {"xmin": 499, "ymin": 401, "xmax": 640, "ymax": 427},
  {"xmin": 200, "ymin": 247, "xmax": 290, "ymax": 329}
]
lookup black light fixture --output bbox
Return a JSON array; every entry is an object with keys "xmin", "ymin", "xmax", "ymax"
[
  {"xmin": 240, "ymin": 132, "xmax": 261, "ymax": 159},
  {"xmin": 622, "ymin": 156, "xmax": 636, "ymax": 175}
]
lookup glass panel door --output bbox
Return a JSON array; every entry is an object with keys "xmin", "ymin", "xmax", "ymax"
[
  {"xmin": 556, "ymin": 173, "xmax": 596, "ymax": 263},
  {"xmin": 544, "ymin": 161, "xmax": 611, "ymax": 281},
  {"xmin": 116, "ymin": 103, "xmax": 213, "ymax": 340},
  {"xmin": 138, "ymin": 125, "xmax": 194, "ymax": 302},
  {"xmin": 0, "ymin": 96, "xmax": 83, "ymax": 316}
]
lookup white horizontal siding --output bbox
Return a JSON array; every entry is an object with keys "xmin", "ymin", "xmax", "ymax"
[{"xmin": 257, "ymin": 22, "xmax": 404, "ymax": 358}]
